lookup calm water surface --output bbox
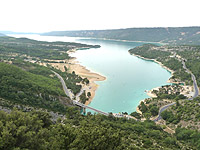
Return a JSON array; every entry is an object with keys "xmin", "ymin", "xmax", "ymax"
[{"xmin": 11, "ymin": 35, "xmax": 171, "ymax": 114}]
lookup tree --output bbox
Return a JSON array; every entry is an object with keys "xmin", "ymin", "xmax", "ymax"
[
  {"xmin": 87, "ymin": 92, "xmax": 91, "ymax": 97},
  {"xmin": 164, "ymin": 137, "xmax": 177, "ymax": 145},
  {"xmin": 139, "ymin": 102, "xmax": 148, "ymax": 113},
  {"xmin": 64, "ymin": 66, "xmax": 68, "ymax": 72},
  {"xmin": 130, "ymin": 112, "xmax": 141, "ymax": 119},
  {"xmin": 176, "ymin": 100, "xmax": 180, "ymax": 107},
  {"xmin": 66, "ymin": 107, "xmax": 80, "ymax": 119},
  {"xmin": 149, "ymin": 106, "xmax": 159, "ymax": 116},
  {"xmin": 144, "ymin": 112, "xmax": 151, "ymax": 120}
]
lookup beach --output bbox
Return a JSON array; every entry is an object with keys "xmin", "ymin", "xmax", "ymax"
[
  {"xmin": 44, "ymin": 49, "xmax": 106, "ymax": 105},
  {"xmin": 66, "ymin": 58, "xmax": 106, "ymax": 105}
]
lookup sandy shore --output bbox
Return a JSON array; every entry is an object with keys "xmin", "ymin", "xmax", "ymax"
[
  {"xmin": 67, "ymin": 58, "xmax": 106, "ymax": 105},
  {"xmin": 136, "ymin": 99, "xmax": 144, "ymax": 114},
  {"xmin": 68, "ymin": 50, "xmax": 106, "ymax": 105},
  {"xmin": 146, "ymin": 87, "xmax": 159, "ymax": 98},
  {"xmin": 45, "ymin": 49, "xmax": 106, "ymax": 105}
]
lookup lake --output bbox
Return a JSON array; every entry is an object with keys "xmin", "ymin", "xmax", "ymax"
[{"xmin": 10, "ymin": 34, "xmax": 171, "ymax": 114}]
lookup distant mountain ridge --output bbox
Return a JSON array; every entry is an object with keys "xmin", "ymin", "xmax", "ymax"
[{"xmin": 42, "ymin": 27, "xmax": 200, "ymax": 45}]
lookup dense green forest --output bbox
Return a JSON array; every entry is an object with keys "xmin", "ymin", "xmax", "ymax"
[
  {"xmin": 175, "ymin": 45, "xmax": 200, "ymax": 86},
  {"xmin": 42, "ymin": 26, "xmax": 200, "ymax": 45},
  {"xmin": 161, "ymin": 96, "xmax": 200, "ymax": 131},
  {"xmin": 0, "ymin": 108, "xmax": 200, "ymax": 149},
  {"xmin": 0, "ymin": 62, "xmax": 68, "ymax": 113}
]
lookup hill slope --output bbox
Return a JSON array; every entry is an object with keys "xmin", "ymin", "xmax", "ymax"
[
  {"xmin": 0, "ymin": 62, "xmax": 69, "ymax": 113},
  {"xmin": 42, "ymin": 27, "xmax": 200, "ymax": 45},
  {"xmin": 1, "ymin": 109, "xmax": 200, "ymax": 149}
]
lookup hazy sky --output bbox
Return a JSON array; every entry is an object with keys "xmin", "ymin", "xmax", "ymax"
[{"xmin": 0, "ymin": 0, "xmax": 200, "ymax": 32}]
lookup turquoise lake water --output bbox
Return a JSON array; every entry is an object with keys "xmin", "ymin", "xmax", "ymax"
[{"xmin": 11, "ymin": 35, "xmax": 171, "ymax": 114}]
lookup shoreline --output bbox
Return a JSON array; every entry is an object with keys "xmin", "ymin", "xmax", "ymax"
[
  {"xmin": 133, "ymin": 53, "xmax": 194, "ymax": 115},
  {"xmin": 132, "ymin": 53, "xmax": 175, "ymax": 75},
  {"xmin": 66, "ymin": 49, "xmax": 106, "ymax": 105},
  {"xmin": 132, "ymin": 53, "xmax": 175, "ymax": 114},
  {"xmin": 39, "ymin": 49, "xmax": 106, "ymax": 105}
]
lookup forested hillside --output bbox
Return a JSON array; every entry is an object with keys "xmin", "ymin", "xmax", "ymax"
[
  {"xmin": 0, "ymin": 58, "xmax": 92, "ymax": 112},
  {"xmin": 1, "ymin": 109, "xmax": 200, "ymax": 149},
  {"xmin": 0, "ymin": 62, "xmax": 68, "ymax": 113},
  {"xmin": 42, "ymin": 27, "xmax": 200, "ymax": 45},
  {"xmin": 161, "ymin": 96, "xmax": 200, "ymax": 130}
]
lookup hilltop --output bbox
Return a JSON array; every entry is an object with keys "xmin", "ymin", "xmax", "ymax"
[{"xmin": 42, "ymin": 26, "xmax": 200, "ymax": 45}]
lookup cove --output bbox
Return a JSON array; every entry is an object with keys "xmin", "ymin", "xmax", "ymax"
[{"xmin": 10, "ymin": 35, "xmax": 171, "ymax": 114}]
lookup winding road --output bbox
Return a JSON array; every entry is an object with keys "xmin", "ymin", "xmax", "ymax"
[
  {"xmin": 182, "ymin": 60, "xmax": 199, "ymax": 100},
  {"xmin": 52, "ymin": 71, "xmax": 109, "ymax": 116},
  {"xmin": 52, "ymin": 71, "xmax": 73, "ymax": 99},
  {"xmin": 154, "ymin": 102, "xmax": 176, "ymax": 121},
  {"xmin": 154, "ymin": 58, "xmax": 199, "ymax": 122}
]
